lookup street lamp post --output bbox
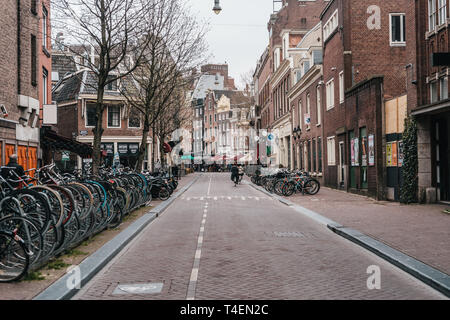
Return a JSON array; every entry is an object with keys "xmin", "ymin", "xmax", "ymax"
[{"xmin": 213, "ymin": 0, "xmax": 222, "ymax": 15}]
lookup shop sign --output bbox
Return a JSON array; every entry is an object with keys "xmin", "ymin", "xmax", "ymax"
[
  {"xmin": 361, "ymin": 136, "xmax": 367, "ymax": 167},
  {"xmin": 351, "ymin": 138, "xmax": 359, "ymax": 166},
  {"xmin": 61, "ymin": 151, "xmax": 70, "ymax": 161},
  {"xmin": 398, "ymin": 140, "xmax": 404, "ymax": 167},
  {"xmin": 118, "ymin": 143, "xmax": 128, "ymax": 154},
  {"xmin": 129, "ymin": 143, "xmax": 139, "ymax": 154},
  {"xmin": 386, "ymin": 141, "xmax": 398, "ymax": 167},
  {"xmin": 368, "ymin": 135, "xmax": 375, "ymax": 166},
  {"xmin": 101, "ymin": 143, "xmax": 114, "ymax": 155}
]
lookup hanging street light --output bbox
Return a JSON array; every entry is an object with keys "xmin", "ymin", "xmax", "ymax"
[{"xmin": 213, "ymin": 0, "xmax": 222, "ymax": 15}]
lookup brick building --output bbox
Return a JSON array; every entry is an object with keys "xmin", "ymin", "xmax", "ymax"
[
  {"xmin": 0, "ymin": 0, "xmax": 40, "ymax": 170},
  {"xmin": 52, "ymin": 66, "xmax": 151, "ymax": 171},
  {"xmin": 288, "ymin": 22, "xmax": 324, "ymax": 184},
  {"xmin": 191, "ymin": 64, "xmax": 237, "ymax": 166},
  {"xmin": 321, "ymin": 0, "xmax": 410, "ymax": 200},
  {"xmin": 266, "ymin": 0, "xmax": 327, "ymax": 168},
  {"xmin": 254, "ymin": 46, "xmax": 272, "ymax": 164},
  {"xmin": 410, "ymin": 0, "xmax": 450, "ymax": 203},
  {"xmin": 39, "ymin": 0, "xmax": 52, "ymax": 124}
]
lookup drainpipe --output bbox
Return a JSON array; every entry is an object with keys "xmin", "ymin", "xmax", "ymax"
[{"xmin": 17, "ymin": 0, "xmax": 21, "ymax": 94}]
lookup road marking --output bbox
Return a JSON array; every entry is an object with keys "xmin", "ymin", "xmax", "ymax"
[
  {"xmin": 207, "ymin": 176, "xmax": 212, "ymax": 195},
  {"xmin": 190, "ymin": 268, "xmax": 199, "ymax": 282},
  {"xmin": 214, "ymin": 196, "xmax": 217, "ymax": 201},
  {"xmin": 255, "ymin": 197, "xmax": 260, "ymax": 201},
  {"xmin": 187, "ymin": 197, "xmax": 191, "ymax": 201},
  {"xmin": 228, "ymin": 196, "xmax": 232, "ymax": 200},
  {"xmin": 241, "ymin": 196, "xmax": 246, "ymax": 200},
  {"xmin": 200, "ymin": 197, "xmax": 204, "ymax": 201},
  {"xmin": 187, "ymin": 203, "xmax": 208, "ymax": 300}
]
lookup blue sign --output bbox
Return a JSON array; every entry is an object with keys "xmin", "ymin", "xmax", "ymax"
[{"xmin": 268, "ymin": 133, "xmax": 274, "ymax": 141}]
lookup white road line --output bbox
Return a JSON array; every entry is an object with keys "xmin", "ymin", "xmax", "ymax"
[
  {"xmin": 207, "ymin": 176, "xmax": 212, "ymax": 195},
  {"xmin": 195, "ymin": 250, "xmax": 202, "ymax": 260},
  {"xmin": 228, "ymin": 196, "xmax": 232, "ymax": 200},
  {"xmin": 200, "ymin": 197, "xmax": 204, "ymax": 201},
  {"xmin": 255, "ymin": 197, "xmax": 260, "ymax": 201},
  {"xmin": 200, "ymin": 226, "xmax": 204, "ymax": 232},
  {"xmin": 241, "ymin": 196, "xmax": 245, "ymax": 200},
  {"xmin": 214, "ymin": 196, "xmax": 217, "ymax": 201},
  {"xmin": 190, "ymin": 268, "xmax": 199, "ymax": 282}
]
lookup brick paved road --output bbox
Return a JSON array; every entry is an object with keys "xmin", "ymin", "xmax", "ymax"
[{"xmin": 74, "ymin": 173, "xmax": 446, "ymax": 300}]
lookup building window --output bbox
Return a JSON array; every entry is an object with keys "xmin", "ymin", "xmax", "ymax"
[
  {"xmin": 318, "ymin": 137, "xmax": 322, "ymax": 173},
  {"xmin": 128, "ymin": 107, "xmax": 141, "ymax": 128},
  {"xmin": 429, "ymin": 0, "xmax": 437, "ymax": 31},
  {"xmin": 323, "ymin": 9, "xmax": 338, "ymax": 41},
  {"xmin": 307, "ymin": 140, "xmax": 311, "ymax": 171},
  {"xmin": 390, "ymin": 14, "xmax": 406, "ymax": 45},
  {"xmin": 312, "ymin": 138, "xmax": 316, "ymax": 172},
  {"xmin": 298, "ymin": 100, "xmax": 302, "ymax": 130},
  {"xmin": 108, "ymin": 105, "xmax": 121, "ymax": 127},
  {"xmin": 106, "ymin": 76, "xmax": 118, "ymax": 91},
  {"xmin": 317, "ymin": 86, "xmax": 321, "ymax": 125},
  {"xmin": 31, "ymin": 35, "xmax": 37, "ymax": 86},
  {"xmin": 440, "ymin": 77, "xmax": 448, "ymax": 100},
  {"xmin": 306, "ymin": 94, "xmax": 311, "ymax": 129},
  {"xmin": 326, "ymin": 78, "xmax": 335, "ymax": 110},
  {"xmin": 42, "ymin": 6, "xmax": 48, "ymax": 49},
  {"xmin": 327, "ymin": 136, "xmax": 336, "ymax": 165},
  {"xmin": 439, "ymin": 0, "xmax": 447, "ymax": 25},
  {"xmin": 86, "ymin": 104, "xmax": 96, "ymax": 127},
  {"xmin": 31, "ymin": 0, "xmax": 37, "ymax": 15},
  {"xmin": 430, "ymin": 81, "xmax": 438, "ymax": 103},
  {"xmin": 339, "ymin": 71, "xmax": 344, "ymax": 103},
  {"xmin": 43, "ymin": 68, "xmax": 48, "ymax": 105}
]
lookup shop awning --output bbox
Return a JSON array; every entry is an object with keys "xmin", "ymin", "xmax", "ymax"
[{"xmin": 41, "ymin": 127, "xmax": 93, "ymax": 158}]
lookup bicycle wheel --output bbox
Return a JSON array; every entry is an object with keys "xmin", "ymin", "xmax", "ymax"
[
  {"xmin": 0, "ymin": 231, "xmax": 29, "ymax": 282},
  {"xmin": 158, "ymin": 187, "xmax": 170, "ymax": 201},
  {"xmin": 0, "ymin": 216, "xmax": 43, "ymax": 266},
  {"xmin": 304, "ymin": 179, "xmax": 320, "ymax": 195},
  {"xmin": 282, "ymin": 182, "xmax": 296, "ymax": 197},
  {"xmin": 8, "ymin": 189, "xmax": 52, "ymax": 234}
]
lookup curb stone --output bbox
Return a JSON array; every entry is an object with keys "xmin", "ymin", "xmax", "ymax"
[
  {"xmin": 246, "ymin": 179, "xmax": 450, "ymax": 298},
  {"xmin": 33, "ymin": 174, "xmax": 201, "ymax": 300}
]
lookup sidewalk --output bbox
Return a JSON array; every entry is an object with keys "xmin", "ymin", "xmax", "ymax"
[{"xmin": 287, "ymin": 187, "xmax": 450, "ymax": 275}]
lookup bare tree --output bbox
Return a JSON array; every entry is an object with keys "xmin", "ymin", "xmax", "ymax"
[
  {"xmin": 52, "ymin": 0, "xmax": 155, "ymax": 173},
  {"xmin": 120, "ymin": 0, "xmax": 208, "ymax": 171}
]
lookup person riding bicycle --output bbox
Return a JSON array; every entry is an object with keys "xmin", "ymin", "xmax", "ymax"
[
  {"xmin": 231, "ymin": 163, "xmax": 239, "ymax": 186},
  {"xmin": 238, "ymin": 165, "xmax": 244, "ymax": 183}
]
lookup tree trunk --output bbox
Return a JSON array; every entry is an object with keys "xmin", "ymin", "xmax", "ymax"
[
  {"xmin": 135, "ymin": 117, "xmax": 150, "ymax": 172},
  {"xmin": 92, "ymin": 86, "xmax": 105, "ymax": 174},
  {"xmin": 151, "ymin": 122, "xmax": 156, "ymax": 171}
]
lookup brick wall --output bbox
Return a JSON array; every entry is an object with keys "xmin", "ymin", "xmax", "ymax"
[{"xmin": 0, "ymin": 0, "xmax": 39, "ymax": 124}]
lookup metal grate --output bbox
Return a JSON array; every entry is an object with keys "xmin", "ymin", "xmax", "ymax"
[{"xmin": 273, "ymin": 231, "xmax": 306, "ymax": 238}]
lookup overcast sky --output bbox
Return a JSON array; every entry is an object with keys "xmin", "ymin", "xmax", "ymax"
[{"xmin": 185, "ymin": 0, "xmax": 275, "ymax": 89}]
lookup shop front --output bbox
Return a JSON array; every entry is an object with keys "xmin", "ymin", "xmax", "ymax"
[{"xmin": 117, "ymin": 142, "xmax": 140, "ymax": 169}]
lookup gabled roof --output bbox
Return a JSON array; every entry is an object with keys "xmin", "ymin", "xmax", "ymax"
[
  {"xmin": 52, "ymin": 72, "xmax": 83, "ymax": 103},
  {"xmin": 52, "ymin": 69, "xmax": 137, "ymax": 102},
  {"xmin": 52, "ymin": 53, "xmax": 78, "ymax": 81},
  {"xmin": 192, "ymin": 74, "xmax": 225, "ymax": 100}
]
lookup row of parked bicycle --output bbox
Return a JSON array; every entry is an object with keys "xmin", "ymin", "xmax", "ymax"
[
  {"xmin": 0, "ymin": 163, "xmax": 179, "ymax": 282},
  {"xmin": 249, "ymin": 168, "xmax": 320, "ymax": 197}
]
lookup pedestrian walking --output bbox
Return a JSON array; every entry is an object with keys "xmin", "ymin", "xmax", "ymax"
[{"xmin": 231, "ymin": 163, "xmax": 239, "ymax": 186}]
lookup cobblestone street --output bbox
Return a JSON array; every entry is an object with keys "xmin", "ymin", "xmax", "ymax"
[{"xmin": 73, "ymin": 173, "xmax": 446, "ymax": 300}]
